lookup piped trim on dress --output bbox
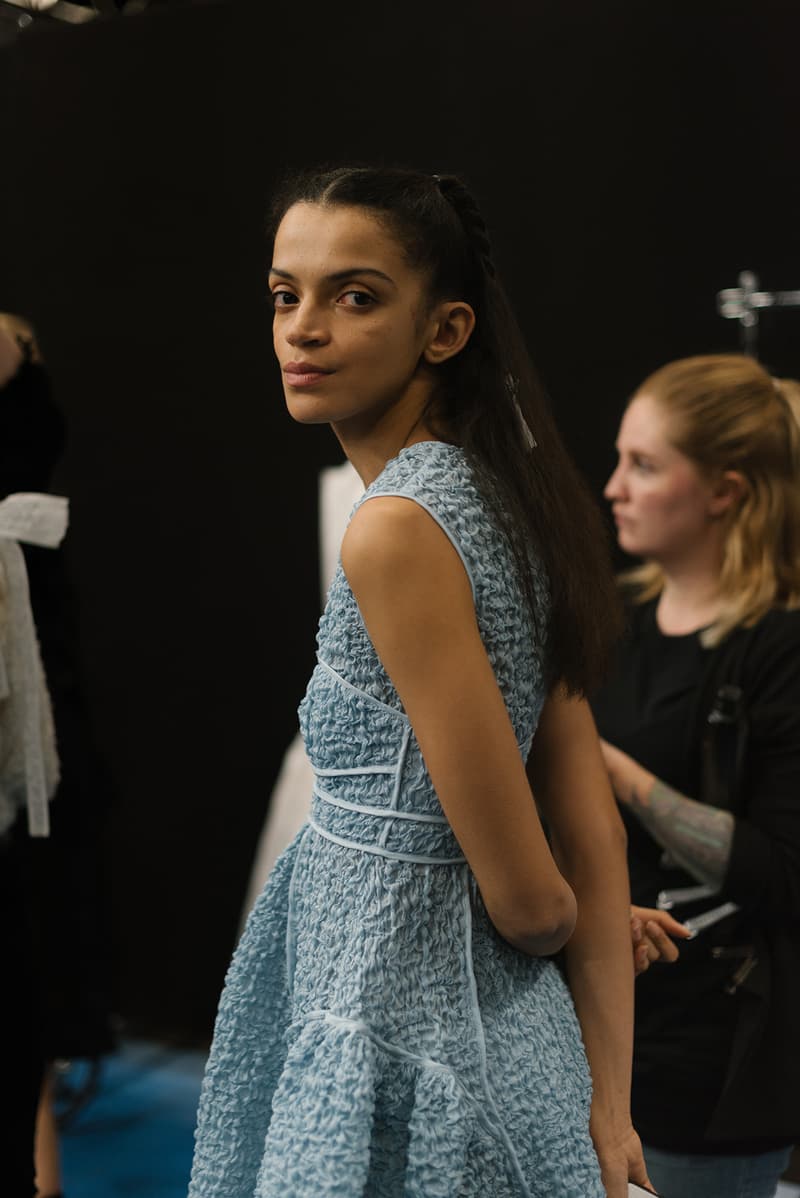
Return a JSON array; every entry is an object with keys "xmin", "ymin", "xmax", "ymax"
[
  {"xmin": 314, "ymin": 764, "xmax": 396, "ymax": 777},
  {"xmin": 314, "ymin": 785, "xmax": 449, "ymax": 825},
  {"xmin": 285, "ymin": 825, "xmax": 313, "ymax": 1000},
  {"xmin": 361, "ymin": 489, "xmax": 478, "ymax": 603},
  {"xmin": 300, "ymin": 1008, "xmax": 506, "ymax": 1141},
  {"xmin": 307, "ymin": 815, "xmax": 466, "ymax": 866},
  {"xmin": 316, "ymin": 656, "xmax": 409, "ymax": 721},
  {"xmin": 389, "ymin": 724, "xmax": 411, "ymax": 810}
]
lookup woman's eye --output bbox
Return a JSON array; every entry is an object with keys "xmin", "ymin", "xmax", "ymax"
[
  {"xmin": 271, "ymin": 290, "xmax": 298, "ymax": 309},
  {"xmin": 633, "ymin": 456, "xmax": 655, "ymax": 473},
  {"xmin": 339, "ymin": 290, "xmax": 375, "ymax": 308}
]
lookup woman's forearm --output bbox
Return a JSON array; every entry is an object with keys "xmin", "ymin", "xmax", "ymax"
[
  {"xmin": 532, "ymin": 698, "xmax": 648, "ymax": 1189},
  {"xmin": 559, "ymin": 840, "xmax": 635, "ymax": 1131},
  {"xmin": 600, "ymin": 740, "xmax": 735, "ymax": 888},
  {"xmin": 628, "ymin": 778, "xmax": 734, "ymax": 888},
  {"xmin": 531, "ymin": 696, "xmax": 635, "ymax": 1127}
]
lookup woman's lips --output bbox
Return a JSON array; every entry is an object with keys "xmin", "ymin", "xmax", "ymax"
[{"xmin": 283, "ymin": 365, "xmax": 334, "ymax": 388}]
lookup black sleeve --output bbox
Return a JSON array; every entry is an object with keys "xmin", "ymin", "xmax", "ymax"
[
  {"xmin": 723, "ymin": 611, "xmax": 800, "ymax": 923},
  {"xmin": 0, "ymin": 360, "xmax": 65, "ymax": 496}
]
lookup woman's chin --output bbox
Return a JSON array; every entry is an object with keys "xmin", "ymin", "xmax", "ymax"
[
  {"xmin": 284, "ymin": 395, "xmax": 336, "ymax": 426},
  {"xmin": 616, "ymin": 527, "xmax": 646, "ymax": 557}
]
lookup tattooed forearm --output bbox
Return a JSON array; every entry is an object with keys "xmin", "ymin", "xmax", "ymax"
[{"xmin": 628, "ymin": 779, "xmax": 734, "ymax": 887}]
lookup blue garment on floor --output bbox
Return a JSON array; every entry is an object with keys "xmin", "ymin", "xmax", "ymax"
[{"xmin": 188, "ymin": 442, "xmax": 604, "ymax": 1197}]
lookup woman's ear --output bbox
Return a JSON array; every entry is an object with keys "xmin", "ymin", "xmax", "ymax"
[
  {"xmin": 709, "ymin": 470, "xmax": 748, "ymax": 518},
  {"xmin": 422, "ymin": 301, "xmax": 476, "ymax": 365}
]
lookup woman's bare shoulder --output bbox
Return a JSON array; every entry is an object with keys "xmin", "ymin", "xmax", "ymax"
[{"xmin": 342, "ymin": 495, "xmax": 467, "ymax": 594}]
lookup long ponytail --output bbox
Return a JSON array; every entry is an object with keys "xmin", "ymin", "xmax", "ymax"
[{"xmin": 269, "ymin": 167, "xmax": 622, "ymax": 694}]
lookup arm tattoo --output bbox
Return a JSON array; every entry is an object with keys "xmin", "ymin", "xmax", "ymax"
[{"xmin": 629, "ymin": 779, "xmax": 734, "ymax": 887}]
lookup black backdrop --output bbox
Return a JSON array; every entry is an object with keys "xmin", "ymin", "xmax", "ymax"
[{"xmin": 1, "ymin": 0, "xmax": 798, "ymax": 1042}]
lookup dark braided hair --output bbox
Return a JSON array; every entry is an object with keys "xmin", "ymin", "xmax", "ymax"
[
  {"xmin": 268, "ymin": 166, "xmax": 622, "ymax": 695},
  {"xmin": 434, "ymin": 175, "xmax": 497, "ymax": 279}
]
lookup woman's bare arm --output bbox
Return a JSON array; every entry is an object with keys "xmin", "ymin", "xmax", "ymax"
[
  {"xmin": 341, "ymin": 496, "xmax": 576, "ymax": 956},
  {"xmin": 600, "ymin": 739, "xmax": 734, "ymax": 887},
  {"xmin": 528, "ymin": 691, "xmax": 650, "ymax": 1196}
]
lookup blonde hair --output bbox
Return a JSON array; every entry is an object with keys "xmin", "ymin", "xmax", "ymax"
[
  {"xmin": 776, "ymin": 376, "xmax": 800, "ymax": 430},
  {"xmin": 621, "ymin": 354, "xmax": 800, "ymax": 645}
]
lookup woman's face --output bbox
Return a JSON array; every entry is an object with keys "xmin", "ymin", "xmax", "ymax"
[
  {"xmin": 605, "ymin": 393, "xmax": 721, "ymax": 563},
  {"xmin": 269, "ymin": 202, "xmax": 435, "ymax": 432}
]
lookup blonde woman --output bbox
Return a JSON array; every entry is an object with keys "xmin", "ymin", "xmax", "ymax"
[{"xmin": 594, "ymin": 354, "xmax": 800, "ymax": 1198}]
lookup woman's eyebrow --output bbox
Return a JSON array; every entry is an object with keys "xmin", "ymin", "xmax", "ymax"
[{"xmin": 269, "ymin": 267, "xmax": 396, "ymax": 286}]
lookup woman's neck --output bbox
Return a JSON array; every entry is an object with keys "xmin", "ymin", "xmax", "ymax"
[
  {"xmin": 333, "ymin": 384, "xmax": 443, "ymax": 487},
  {"xmin": 648, "ymin": 519, "xmax": 730, "ymax": 635},
  {"xmin": 656, "ymin": 559, "xmax": 723, "ymax": 635}
]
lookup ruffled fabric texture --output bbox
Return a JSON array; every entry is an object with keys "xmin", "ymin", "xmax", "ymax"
[{"xmin": 189, "ymin": 443, "xmax": 604, "ymax": 1197}]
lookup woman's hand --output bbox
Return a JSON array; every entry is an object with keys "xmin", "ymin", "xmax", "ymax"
[
  {"xmin": 631, "ymin": 906, "xmax": 692, "ymax": 975},
  {"xmin": 591, "ymin": 1118, "xmax": 652, "ymax": 1198},
  {"xmin": 599, "ymin": 739, "xmax": 694, "ymax": 973},
  {"xmin": 599, "ymin": 738, "xmax": 655, "ymax": 807}
]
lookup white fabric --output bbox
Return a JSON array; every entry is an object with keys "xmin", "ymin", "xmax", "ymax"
[
  {"xmin": 0, "ymin": 493, "xmax": 68, "ymax": 838},
  {"xmin": 318, "ymin": 460, "xmax": 362, "ymax": 607},
  {"xmin": 0, "ymin": 492, "xmax": 68, "ymax": 548}
]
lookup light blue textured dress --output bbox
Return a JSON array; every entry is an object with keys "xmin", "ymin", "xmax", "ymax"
[{"xmin": 189, "ymin": 442, "xmax": 605, "ymax": 1197}]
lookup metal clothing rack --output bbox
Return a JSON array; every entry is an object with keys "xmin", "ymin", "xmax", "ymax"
[{"xmin": 717, "ymin": 270, "xmax": 800, "ymax": 358}]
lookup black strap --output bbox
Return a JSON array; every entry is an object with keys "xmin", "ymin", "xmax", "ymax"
[{"xmin": 693, "ymin": 624, "xmax": 758, "ymax": 815}]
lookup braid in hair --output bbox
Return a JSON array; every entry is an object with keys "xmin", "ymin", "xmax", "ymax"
[
  {"xmin": 267, "ymin": 165, "xmax": 623, "ymax": 693},
  {"xmin": 430, "ymin": 171, "xmax": 619, "ymax": 689},
  {"xmin": 433, "ymin": 175, "xmax": 497, "ymax": 280},
  {"xmin": 429, "ymin": 173, "xmax": 607, "ymax": 676}
]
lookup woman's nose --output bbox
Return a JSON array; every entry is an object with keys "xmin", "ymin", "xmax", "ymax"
[
  {"xmin": 284, "ymin": 303, "xmax": 330, "ymax": 348},
  {"xmin": 604, "ymin": 464, "xmax": 625, "ymax": 501}
]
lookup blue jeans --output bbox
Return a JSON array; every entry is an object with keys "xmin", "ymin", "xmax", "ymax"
[{"xmin": 644, "ymin": 1143, "xmax": 793, "ymax": 1198}]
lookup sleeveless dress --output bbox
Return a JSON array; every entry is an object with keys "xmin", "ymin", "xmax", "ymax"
[{"xmin": 188, "ymin": 442, "xmax": 604, "ymax": 1198}]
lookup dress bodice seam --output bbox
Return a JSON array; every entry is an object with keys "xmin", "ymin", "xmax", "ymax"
[
  {"xmin": 358, "ymin": 487, "xmax": 478, "ymax": 603},
  {"xmin": 298, "ymin": 1008, "xmax": 508, "ymax": 1143},
  {"xmin": 313, "ymin": 784, "xmax": 448, "ymax": 825},
  {"xmin": 307, "ymin": 815, "xmax": 466, "ymax": 866},
  {"xmin": 315, "ymin": 656, "xmax": 408, "ymax": 723},
  {"xmin": 314, "ymin": 764, "xmax": 396, "ymax": 777}
]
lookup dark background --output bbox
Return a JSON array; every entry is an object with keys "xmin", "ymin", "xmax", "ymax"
[{"xmin": 1, "ymin": 0, "xmax": 798, "ymax": 1043}]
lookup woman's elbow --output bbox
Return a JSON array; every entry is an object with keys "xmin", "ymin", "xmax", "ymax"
[{"xmin": 490, "ymin": 884, "xmax": 578, "ymax": 957}]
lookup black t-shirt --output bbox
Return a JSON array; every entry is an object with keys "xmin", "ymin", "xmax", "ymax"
[{"xmin": 592, "ymin": 600, "xmax": 789, "ymax": 1153}]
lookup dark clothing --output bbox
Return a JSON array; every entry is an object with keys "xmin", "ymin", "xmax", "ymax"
[
  {"xmin": 0, "ymin": 834, "xmax": 43, "ymax": 1197},
  {"xmin": 0, "ymin": 358, "xmax": 64, "ymax": 493},
  {"xmin": 0, "ymin": 353, "xmax": 115, "ymax": 1060},
  {"xmin": 592, "ymin": 599, "xmax": 800, "ymax": 1152},
  {"xmin": 0, "ymin": 356, "xmax": 61, "ymax": 1192}
]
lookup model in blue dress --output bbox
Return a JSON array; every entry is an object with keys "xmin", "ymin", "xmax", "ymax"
[
  {"xmin": 190, "ymin": 164, "xmax": 648, "ymax": 1196},
  {"xmin": 189, "ymin": 442, "xmax": 603, "ymax": 1197}
]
